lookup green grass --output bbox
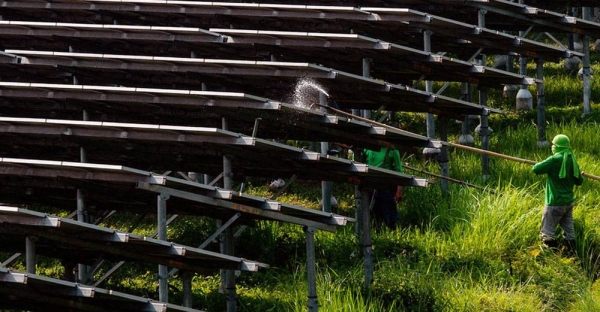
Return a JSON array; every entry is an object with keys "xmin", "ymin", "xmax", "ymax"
[{"xmin": 213, "ymin": 117, "xmax": 600, "ymax": 311}]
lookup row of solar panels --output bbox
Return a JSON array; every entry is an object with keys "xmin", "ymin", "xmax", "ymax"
[{"xmin": 0, "ymin": 0, "xmax": 596, "ymax": 310}]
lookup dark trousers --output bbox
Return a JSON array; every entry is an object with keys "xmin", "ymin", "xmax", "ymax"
[{"xmin": 371, "ymin": 190, "xmax": 398, "ymax": 231}]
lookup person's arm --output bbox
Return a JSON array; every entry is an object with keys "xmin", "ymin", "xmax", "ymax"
[
  {"xmin": 392, "ymin": 149, "xmax": 403, "ymax": 201},
  {"xmin": 392, "ymin": 149, "xmax": 403, "ymax": 173},
  {"xmin": 532, "ymin": 156, "xmax": 555, "ymax": 175}
]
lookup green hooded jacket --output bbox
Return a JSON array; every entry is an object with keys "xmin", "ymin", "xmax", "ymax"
[
  {"xmin": 532, "ymin": 135, "xmax": 583, "ymax": 206},
  {"xmin": 363, "ymin": 147, "xmax": 403, "ymax": 172}
]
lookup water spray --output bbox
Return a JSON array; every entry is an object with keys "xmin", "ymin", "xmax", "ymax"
[{"xmin": 291, "ymin": 78, "xmax": 329, "ymax": 110}]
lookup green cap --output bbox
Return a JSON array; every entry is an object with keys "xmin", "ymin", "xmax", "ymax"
[{"xmin": 552, "ymin": 134, "xmax": 571, "ymax": 148}]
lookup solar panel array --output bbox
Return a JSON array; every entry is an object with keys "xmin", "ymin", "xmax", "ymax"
[{"xmin": 0, "ymin": 0, "xmax": 597, "ymax": 311}]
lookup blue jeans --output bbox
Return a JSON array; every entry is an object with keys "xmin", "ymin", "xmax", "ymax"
[{"xmin": 540, "ymin": 204, "xmax": 575, "ymax": 241}]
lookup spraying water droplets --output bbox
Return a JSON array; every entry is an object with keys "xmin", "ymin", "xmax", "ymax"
[{"xmin": 291, "ymin": 78, "xmax": 329, "ymax": 110}]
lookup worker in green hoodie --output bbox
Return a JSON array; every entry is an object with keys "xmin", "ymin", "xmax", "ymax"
[
  {"xmin": 533, "ymin": 134, "xmax": 584, "ymax": 254},
  {"xmin": 363, "ymin": 146, "xmax": 403, "ymax": 231}
]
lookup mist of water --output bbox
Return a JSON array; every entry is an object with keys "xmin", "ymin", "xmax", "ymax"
[{"xmin": 291, "ymin": 78, "xmax": 329, "ymax": 110}]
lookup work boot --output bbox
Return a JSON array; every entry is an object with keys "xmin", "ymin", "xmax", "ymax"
[{"xmin": 543, "ymin": 239, "xmax": 559, "ymax": 252}]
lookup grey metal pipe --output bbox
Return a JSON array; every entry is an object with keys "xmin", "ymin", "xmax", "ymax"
[
  {"xmin": 361, "ymin": 188, "xmax": 373, "ymax": 290},
  {"xmin": 361, "ymin": 58, "xmax": 371, "ymax": 120},
  {"xmin": 157, "ymin": 193, "xmax": 169, "ymax": 303},
  {"xmin": 536, "ymin": 58, "xmax": 548, "ymax": 146},
  {"xmin": 424, "ymin": 30, "xmax": 436, "ymax": 139},
  {"xmin": 182, "ymin": 271, "xmax": 193, "ymax": 308},
  {"xmin": 225, "ymin": 227, "xmax": 236, "ymax": 312},
  {"xmin": 305, "ymin": 226, "xmax": 318, "ymax": 312},
  {"xmin": 320, "ymin": 92, "xmax": 332, "ymax": 213},
  {"xmin": 25, "ymin": 236, "xmax": 35, "ymax": 274},
  {"xmin": 581, "ymin": 7, "xmax": 592, "ymax": 117},
  {"xmin": 76, "ymin": 189, "xmax": 88, "ymax": 283},
  {"xmin": 221, "ymin": 116, "xmax": 236, "ymax": 312},
  {"xmin": 439, "ymin": 117, "xmax": 449, "ymax": 194},
  {"xmin": 222, "ymin": 118, "xmax": 232, "ymax": 190},
  {"xmin": 479, "ymin": 107, "xmax": 490, "ymax": 178}
]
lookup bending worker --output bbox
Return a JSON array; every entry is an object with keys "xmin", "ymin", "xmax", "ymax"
[{"xmin": 363, "ymin": 146, "xmax": 403, "ymax": 230}]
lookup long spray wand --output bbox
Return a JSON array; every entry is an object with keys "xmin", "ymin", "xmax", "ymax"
[
  {"xmin": 402, "ymin": 163, "xmax": 497, "ymax": 194},
  {"xmin": 317, "ymin": 103, "xmax": 600, "ymax": 182}
]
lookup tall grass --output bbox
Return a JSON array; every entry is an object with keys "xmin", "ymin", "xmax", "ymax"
[
  {"xmin": 230, "ymin": 120, "xmax": 600, "ymax": 312},
  {"xmin": 56, "ymin": 112, "xmax": 600, "ymax": 312}
]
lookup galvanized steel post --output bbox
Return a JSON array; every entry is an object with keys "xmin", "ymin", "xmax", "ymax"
[
  {"xmin": 536, "ymin": 58, "xmax": 548, "ymax": 147},
  {"xmin": 305, "ymin": 226, "xmax": 318, "ymax": 312},
  {"xmin": 157, "ymin": 193, "xmax": 170, "ymax": 303}
]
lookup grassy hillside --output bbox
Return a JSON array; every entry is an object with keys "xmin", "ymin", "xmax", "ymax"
[{"xmin": 4, "ymin": 57, "xmax": 600, "ymax": 311}]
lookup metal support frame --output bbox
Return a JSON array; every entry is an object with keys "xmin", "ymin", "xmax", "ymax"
[
  {"xmin": 305, "ymin": 226, "xmax": 318, "ymax": 312},
  {"xmin": 182, "ymin": 271, "xmax": 193, "ymax": 308},
  {"xmin": 354, "ymin": 57, "xmax": 370, "ymax": 240},
  {"xmin": 467, "ymin": 48, "xmax": 485, "ymax": 63},
  {"xmin": 519, "ymin": 54, "xmax": 529, "ymax": 90},
  {"xmin": 225, "ymin": 226, "xmax": 236, "ymax": 312},
  {"xmin": 137, "ymin": 182, "xmax": 337, "ymax": 231},
  {"xmin": 361, "ymin": 58, "xmax": 371, "ymax": 120},
  {"xmin": 76, "ymin": 188, "xmax": 90, "ymax": 284},
  {"xmin": 458, "ymin": 83, "xmax": 474, "ymax": 146},
  {"xmin": 354, "ymin": 186, "xmax": 363, "ymax": 248},
  {"xmin": 157, "ymin": 192, "xmax": 170, "ymax": 303},
  {"xmin": 479, "ymin": 101, "xmax": 490, "ymax": 179},
  {"xmin": 478, "ymin": 9, "xmax": 487, "ymax": 28},
  {"xmin": 252, "ymin": 117, "xmax": 262, "ymax": 138},
  {"xmin": 230, "ymin": 173, "xmax": 297, "ymax": 240},
  {"xmin": 222, "ymin": 125, "xmax": 232, "ymax": 191},
  {"xmin": 220, "ymin": 116, "xmax": 237, "ymax": 312},
  {"xmin": 422, "ymin": 29, "xmax": 442, "ymax": 178},
  {"xmin": 582, "ymin": 7, "xmax": 592, "ymax": 116},
  {"xmin": 74, "ymin": 60, "xmax": 93, "ymax": 284},
  {"xmin": 439, "ymin": 117, "xmax": 449, "ymax": 195},
  {"xmin": 536, "ymin": 58, "xmax": 548, "ymax": 147},
  {"xmin": 1, "ymin": 253, "xmax": 21, "ymax": 267},
  {"xmin": 201, "ymin": 81, "xmax": 212, "ymax": 186},
  {"xmin": 582, "ymin": 35, "xmax": 591, "ymax": 116},
  {"xmin": 361, "ymin": 188, "xmax": 373, "ymax": 290},
  {"xmin": 478, "ymin": 76, "xmax": 491, "ymax": 179},
  {"xmin": 358, "ymin": 57, "xmax": 373, "ymax": 293},
  {"xmin": 320, "ymin": 92, "xmax": 333, "ymax": 213},
  {"xmin": 93, "ymin": 215, "xmax": 179, "ymax": 287},
  {"xmin": 424, "ymin": 30, "xmax": 435, "ymax": 141},
  {"xmin": 208, "ymin": 173, "xmax": 224, "ymax": 187},
  {"xmin": 169, "ymin": 213, "xmax": 242, "ymax": 278},
  {"xmin": 25, "ymin": 236, "xmax": 36, "ymax": 274},
  {"xmin": 473, "ymin": 12, "xmax": 492, "ymax": 180}
]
